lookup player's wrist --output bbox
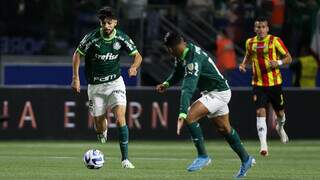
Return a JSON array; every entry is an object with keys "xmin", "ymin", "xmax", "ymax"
[
  {"xmin": 72, "ymin": 76, "xmax": 80, "ymax": 81},
  {"xmin": 163, "ymin": 81, "xmax": 169, "ymax": 88},
  {"xmin": 277, "ymin": 60, "xmax": 284, "ymax": 66},
  {"xmin": 130, "ymin": 65, "xmax": 138, "ymax": 70},
  {"xmin": 178, "ymin": 113, "xmax": 187, "ymax": 119}
]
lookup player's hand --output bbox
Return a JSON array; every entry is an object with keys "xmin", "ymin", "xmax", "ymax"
[
  {"xmin": 156, "ymin": 84, "xmax": 167, "ymax": 93},
  {"xmin": 239, "ymin": 63, "xmax": 246, "ymax": 73},
  {"xmin": 128, "ymin": 67, "xmax": 138, "ymax": 77},
  {"xmin": 177, "ymin": 117, "xmax": 185, "ymax": 135},
  {"xmin": 269, "ymin": 61, "xmax": 279, "ymax": 69},
  {"xmin": 71, "ymin": 78, "xmax": 80, "ymax": 93}
]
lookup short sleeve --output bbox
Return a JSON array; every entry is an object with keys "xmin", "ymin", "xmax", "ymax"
[
  {"xmin": 274, "ymin": 37, "xmax": 289, "ymax": 56},
  {"xmin": 120, "ymin": 34, "xmax": 138, "ymax": 56},
  {"xmin": 77, "ymin": 34, "xmax": 91, "ymax": 56}
]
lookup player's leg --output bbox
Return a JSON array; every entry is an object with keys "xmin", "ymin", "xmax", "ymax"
[
  {"xmin": 253, "ymin": 86, "xmax": 269, "ymax": 156},
  {"xmin": 112, "ymin": 105, "xmax": 134, "ymax": 168},
  {"xmin": 270, "ymin": 86, "xmax": 289, "ymax": 143},
  {"xmin": 93, "ymin": 115, "xmax": 108, "ymax": 143},
  {"xmin": 184, "ymin": 100, "xmax": 211, "ymax": 172},
  {"xmin": 88, "ymin": 84, "xmax": 108, "ymax": 143},
  {"xmin": 108, "ymin": 77, "xmax": 134, "ymax": 168},
  {"xmin": 211, "ymin": 114, "xmax": 255, "ymax": 178},
  {"xmin": 212, "ymin": 114, "xmax": 250, "ymax": 163}
]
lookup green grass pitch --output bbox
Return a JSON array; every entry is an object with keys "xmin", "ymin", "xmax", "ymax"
[{"xmin": 0, "ymin": 140, "xmax": 319, "ymax": 180}]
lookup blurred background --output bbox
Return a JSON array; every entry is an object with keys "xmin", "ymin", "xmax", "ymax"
[{"xmin": 0, "ymin": 0, "xmax": 320, "ymax": 140}]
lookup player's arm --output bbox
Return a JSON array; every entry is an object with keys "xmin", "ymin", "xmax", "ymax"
[
  {"xmin": 156, "ymin": 60, "xmax": 184, "ymax": 93},
  {"xmin": 128, "ymin": 51, "xmax": 142, "ymax": 77},
  {"xmin": 71, "ymin": 34, "xmax": 90, "ymax": 93},
  {"xmin": 176, "ymin": 60, "xmax": 201, "ymax": 135},
  {"xmin": 270, "ymin": 37, "xmax": 292, "ymax": 68},
  {"xmin": 121, "ymin": 34, "xmax": 143, "ymax": 77},
  {"xmin": 239, "ymin": 39, "xmax": 253, "ymax": 73},
  {"xmin": 71, "ymin": 50, "xmax": 82, "ymax": 93}
]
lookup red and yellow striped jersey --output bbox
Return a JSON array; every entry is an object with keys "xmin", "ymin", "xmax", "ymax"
[{"xmin": 245, "ymin": 35, "xmax": 289, "ymax": 87}]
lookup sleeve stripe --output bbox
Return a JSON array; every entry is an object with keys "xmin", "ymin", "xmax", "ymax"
[
  {"xmin": 277, "ymin": 38, "xmax": 288, "ymax": 54},
  {"xmin": 76, "ymin": 48, "xmax": 86, "ymax": 56},
  {"xmin": 129, "ymin": 50, "xmax": 138, "ymax": 56}
]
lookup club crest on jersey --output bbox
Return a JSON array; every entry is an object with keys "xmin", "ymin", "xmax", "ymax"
[
  {"xmin": 187, "ymin": 63, "xmax": 194, "ymax": 71},
  {"xmin": 113, "ymin": 42, "xmax": 121, "ymax": 50}
]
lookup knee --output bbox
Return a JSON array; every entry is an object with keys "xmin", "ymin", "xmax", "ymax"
[
  {"xmin": 256, "ymin": 108, "xmax": 266, "ymax": 117},
  {"xmin": 116, "ymin": 116, "xmax": 126, "ymax": 126},
  {"xmin": 216, "ymin": 125, "xmax": 231, "ymax": 135},
  {"xmin": 186, "ymin": 113, "xmax": 197, "ymax": 124},
  {"xmin": 275, "ymin": 110, "xmax": 285, "ymax": 119}
]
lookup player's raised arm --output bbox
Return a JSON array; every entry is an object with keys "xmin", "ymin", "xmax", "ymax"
[{"xmin": 71, "ymin": 50, "xmax": 81, "ymax": 93}]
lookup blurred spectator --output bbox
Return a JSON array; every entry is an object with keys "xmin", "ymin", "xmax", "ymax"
[
  {"xmin": 226, "ymin": 0, "xmax": 245, "ymax": 47},
  {"xmin": 146, "ymin": 0, "xmax": 170, "ymax": 43},
  {"xmin": 186, "ymin": 0, "xmax": 214, "ymax": 25},
  {"xmin": 74, "ymin": 0, "xmax": 101, "ymax": 40},
  {"xmin": 121, "ymin": 0, "xmax": 147, "ymax": 48},
  {"xmin": 215, "ymin": 30, "xmax": 237, "ymax": 78},
  {"xmin": 270, "ymin": 0, "xmax": 285, "ymax": 35},
  {"xmin": 283, "ymin": 0, "xmax": 319, "ymax": 58},
  {"xmin": 290, "ymin": 46, "xmax": 318, "ymax": 87}
]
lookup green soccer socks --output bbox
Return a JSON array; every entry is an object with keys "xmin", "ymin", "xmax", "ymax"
[
  {"xmin": 224, "ymin": 128, "xmax": 249, "ymax": 162},
  {"xmin": 186, "ymin": 122, "xmax": 208, "ymax": 157},
  {"xmin": 118, "ymin": 125, "xmax": 129, "ymax": 161}
]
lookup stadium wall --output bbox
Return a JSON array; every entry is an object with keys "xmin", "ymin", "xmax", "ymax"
[{"xmin": 0, "ymin": 87, "xmax": 319, "ymax": 140}]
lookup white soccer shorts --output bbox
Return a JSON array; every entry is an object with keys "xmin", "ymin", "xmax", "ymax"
[
  {"xmin": 198, "ymin": 89, "xmax": 231, "ymax": 118},
  {"xmin": 88, "ymin": 76, "xmax": 127, "ymax": 117}
]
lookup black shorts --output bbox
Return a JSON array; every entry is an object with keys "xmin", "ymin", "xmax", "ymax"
[{"xmin": 253, "ymin": 85, "xmax": 285, "ymax": 111}]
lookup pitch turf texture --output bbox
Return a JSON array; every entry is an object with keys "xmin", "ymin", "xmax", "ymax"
[{"xmin": 0, "ymin": 140, "xmax": 319, "ymax": 180}]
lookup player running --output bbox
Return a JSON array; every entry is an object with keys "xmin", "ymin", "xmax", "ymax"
[
  {"xmin": 239, "ymin": 17, "xmax": 292, "ymax": 156},
  {"xmin": 156, "ymin": 32, "xmax": 255, "ymax": 179},
  {"xmin": 71, "ymin": 6, "xmax": 142, "ymax": 168}
]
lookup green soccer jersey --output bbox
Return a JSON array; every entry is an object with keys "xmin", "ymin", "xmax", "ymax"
[
  {"xmin": 77, "ymin": 28, "xmax": 138, "ymax": 84},
  {"xmin": 165, "ymin": 43, "xmax": 230, "ymax": 114}
]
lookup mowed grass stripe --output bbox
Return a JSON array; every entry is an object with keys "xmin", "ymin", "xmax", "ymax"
[{"xmin": 0, "ymin": 140, "xmax": 319, "ymax": 180}]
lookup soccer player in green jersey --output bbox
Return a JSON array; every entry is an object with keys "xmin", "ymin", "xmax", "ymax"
[
  {"xmin": 71, "ymin": 6, "xmax": 142, "ymax": 168},
  {"xmin": 156, "ymin": 32, "xmax": 255, "ymax": 178}
]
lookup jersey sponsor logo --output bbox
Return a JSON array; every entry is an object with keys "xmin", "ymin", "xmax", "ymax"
[
  {"xmin": 94, "ymin": 74, "xmax": 117, "ymax": 82},
  {"xmin": 113, "ymin": 41, "xmax": 121, "ymax": 50},
  {"xmin": 95, "ymin": 53, "xmax": 119, "ymax": 61},
  {"xmin": 255, "ymin": 45, "xmax": 266, "ymax": 49}
]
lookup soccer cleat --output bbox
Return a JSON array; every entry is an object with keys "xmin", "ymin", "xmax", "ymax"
[
  {"xmin": 121, "ymin": 159, "xmax": 135, "ymax": 169},
  {"xmin": 276, "ymin": 123, "xmax": 289, "ymax": 144},
  {"xmin": 187, "ymin": 156, "xmax": 212, "ymax": 172},
  {"xmin": 235, "ymin": 156, "xmax": 256, "ymax": 179}
]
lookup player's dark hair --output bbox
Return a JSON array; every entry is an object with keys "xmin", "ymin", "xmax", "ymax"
[
  {"xmin": 255, "ymin": 16, "xmax": 269, "ymax": 24},
  {"xmin": 97, "ymin": 6, "xmax": 117, "ymax": 20},
  {"xmin": 163, "ymin": 32, "xmax": 183, "ymax": 47}
]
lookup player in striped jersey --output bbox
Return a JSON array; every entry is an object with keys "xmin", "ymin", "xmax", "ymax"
[{"xmin": 239, "ymin": 17, "xmax": 292, "ymax": 156}]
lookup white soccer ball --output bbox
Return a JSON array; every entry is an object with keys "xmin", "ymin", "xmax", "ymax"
[{"xmin": 83, "ymin": 149, "xmax": 105, "ymax": 169}]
